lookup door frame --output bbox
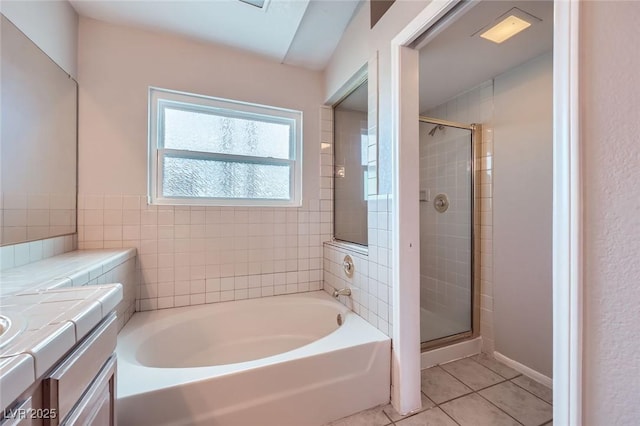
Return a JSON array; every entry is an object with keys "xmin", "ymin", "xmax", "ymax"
[{"xmin": 389, "ymin": 1, "xmax": 583, "ymax": 423}]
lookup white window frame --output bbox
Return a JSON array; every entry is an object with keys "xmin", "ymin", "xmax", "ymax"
[{"xmin": 148, "ymin": 87, "xmax": 303, "ymax": 207}]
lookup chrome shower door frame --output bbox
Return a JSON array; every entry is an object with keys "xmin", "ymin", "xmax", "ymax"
[{"xmin": 417, "ymin": 116, "xmax": 482, "ymax": 351}]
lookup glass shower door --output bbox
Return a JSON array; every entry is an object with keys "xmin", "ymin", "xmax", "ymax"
[{"xmin": 419, "ymin": 120, "xmax": 474, "ymax": 345}]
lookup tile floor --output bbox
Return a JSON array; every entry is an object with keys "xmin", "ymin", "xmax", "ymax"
[{"xmin": 326, "ymin": 354, "xmax": 552, "ymax": 426}]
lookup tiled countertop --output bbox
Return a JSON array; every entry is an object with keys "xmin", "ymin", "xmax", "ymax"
[
  {"xmin": 0, "ymin": 248, "xmax": 135, "ymax": 296},
  {"xmin": 0, "ymin": 284, "xmax": 122, "ymax": 408}
]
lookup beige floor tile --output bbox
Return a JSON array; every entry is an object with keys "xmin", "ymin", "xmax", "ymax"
[
  {"xmin": 395, "ymin": 407, "xmax": 459, "ymax": 426},
  {"xmin": 440, "ymin": 393, "xmax": 521, "ymax": 426},
  {"xmin": 472, "ymin": 353, "xmax": 521, "ymax": 379},
  {"xmin": 421, "ymin": 366, "xmax": 473, "ymax": 404},
  {"xmin": 382, "ymin": 392, "xmax": 435, "ymax": 422},
  {"xmin": 440, "ymin": 357, "xmax": 505, "ymax": 390},
  {"xmin": 479, "ymin": 381, "xmax": 553, "ymax": 426},
  {"xmin": 511, "ymin": 375, "xmax": 553, "ymax": 404},
  {"xmin": 326, "ymin": 404, "xmax": 392, "ymax": 426}
]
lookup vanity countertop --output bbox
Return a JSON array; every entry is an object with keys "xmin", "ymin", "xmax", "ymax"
[
  {"xmin": 0, "ymin": 248, "xmax": 136, "ymax": 297},
  {"xmin": 0, "ymin": 283, "xmax": 123, "ymax": 409}
]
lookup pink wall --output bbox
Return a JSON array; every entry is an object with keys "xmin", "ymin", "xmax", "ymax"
[
  {"xmin": 77, "ymin": 18, "xmax": 330, "ymax": 310},
  {"xmin": 78, "ymin": 17, "xmax": 322, "ymax": 197},
  {"xmin": 0, "ymin": 0, "xmax": 78, "ymax": 77}
]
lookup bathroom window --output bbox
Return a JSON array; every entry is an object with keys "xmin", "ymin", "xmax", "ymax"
[{"xmin": 148, "ymin": 87, "xmax": 302, "ymax": 206}]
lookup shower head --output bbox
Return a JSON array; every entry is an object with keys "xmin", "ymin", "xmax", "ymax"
[{"xmin": 428, "ymin": 124, "xmax": 445, "ymax": 136}]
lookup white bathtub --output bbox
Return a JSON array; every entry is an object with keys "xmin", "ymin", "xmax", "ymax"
[{"xmin": 116, "ymin": 291, "xmax": 391, "ymax": 426}]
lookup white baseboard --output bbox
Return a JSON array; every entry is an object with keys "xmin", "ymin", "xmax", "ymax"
[
  {"xmin": 493, "ymin": 351, "xmax": 553, "ymax": 389},
  {"xmin": 421, "ymin": 337, "xmax": 482, "ymax": 369}
]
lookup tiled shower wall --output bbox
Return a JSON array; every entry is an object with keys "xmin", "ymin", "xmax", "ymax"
[
  {"xmin": 423, "ymin": 80, "xmax": 495, "ymax": 353},
  {"xmin": 78, "ymin": 110, "xmax": 334, "ymax": 311},
  {"xmin": 419, "ymin": 126, "xmax": 472, "ymax": 329}
]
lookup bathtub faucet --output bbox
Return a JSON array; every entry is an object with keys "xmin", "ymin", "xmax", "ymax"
[{"xmin": 332, "ymin": 288, "xmax": 351, "ymax": 298}]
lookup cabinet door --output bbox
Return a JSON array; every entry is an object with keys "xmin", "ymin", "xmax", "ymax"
[
  {"xmin": 44, "ymin": 314, "xmax": 117, "ymax": 424},
  {"xmin": 62, "ymin": 356, "xmax": 116, "ymax": 426},
  {"xmin": 1, "ymin": 397, "xmax": 33, "ymax": 426},
  {"xmin": 85, "ymin": 390, "xmax": 110, "ymax": 426}
]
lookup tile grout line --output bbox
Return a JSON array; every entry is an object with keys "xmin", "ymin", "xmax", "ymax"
[
  {"xmin": 421, "ymin": 366, "xmax": 512, "ymax": 424},
  {"xmin": 508, "ymin": 377, "xmax": 554, "ymax": 407},
  {"xmin": 468, "ymin": 355, "xmax": 553, "ymax": 408},
  {"xmin": 357, "ymin": 357, "xmax": 553, "ymax": 426},
  {"xmin": 424, "ymin": 361, "xmax": 550, "ymax": 426},
  {"xmin": 436, "ymin": 363, "xmax": 513, "ymax": 396},
  {"xmin": 382, "ymin": 408, "xmax": 394, "ymax": 425},
  {"xmin": 429, "ymin": 386, "xmax": 524, "ymax": 426},
  {"xmin": 439, "ymin": 405, "xmax": 463, "ymax": 426},
  {"xmin": 434, "ymin": 365, "xmax": 476, "ymax": 391},
  {"xmin": 467, "ymin": 355, "xmax": 523, "ymax": 379},
  {"xmin": 473, "ymin": 390, "xmax": 526, "ymax": 426},
  {"xmin": 436, "ymin": 358, "xmax": 553, "ymax": 406}
]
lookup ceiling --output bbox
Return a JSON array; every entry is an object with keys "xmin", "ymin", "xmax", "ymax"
[
  {"xmin": 69, "ymin": 0, "xmax": 361, "ymax": 71},
  {"xmin": 419, "ymin": 0, "xmax": 553, "ymax": 113}
]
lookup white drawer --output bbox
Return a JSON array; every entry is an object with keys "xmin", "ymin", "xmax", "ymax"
[
  {"xmin": 43, "ymin": 314, "xmax": 117, "ymax": 424},
  {"xmin": 62, "ymin": 356, "xmax": 115, "ymax": 426},
  {"xmin": 1, "ymin": 397, "xmax": 33, "ymax": 426}
]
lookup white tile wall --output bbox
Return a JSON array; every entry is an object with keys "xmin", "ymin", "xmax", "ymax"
[
  {"xmin": 0, "ymin": 234, "xmax": 76, "ymax": 271},
  {"xmin": 78, "ymin": 197, "xmax": 329, "ymax": 311},
  {"xmin": 324, "ymin": 194, "xmax": 393, "ymax": 337},
  {"xmin": 93, "ymin": 256, "xmax": 136, "ymax": 330},
  {"xmin": 75, "ymin": 106, "xmax": 333, "ymax": 312},
  {"xmin": 321, "ymin": 91, "xmax": 394, "ymax": 337},
  {"xmin": 423, "ymin": 80, "xmax": 495, "ymax": 352}
]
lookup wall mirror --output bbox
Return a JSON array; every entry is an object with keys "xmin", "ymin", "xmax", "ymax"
[
  {"xmin": 333, "ymin": 79, "xmax": 368, "ymax": 246},
  {"xmin": 1, "ymin": 15, "xmax": 78, "ymax": 246}
]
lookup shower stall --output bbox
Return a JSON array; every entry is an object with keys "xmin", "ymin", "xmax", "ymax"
[{"xmin": 418, "ymin": 117, "xmax": 480, "ymax": 350}]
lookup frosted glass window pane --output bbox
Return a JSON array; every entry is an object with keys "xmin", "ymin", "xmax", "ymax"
[
  {"xmin": 163, "ymin": 107, "xmax": 291, "ymax": 159},
  {"xmin": 162, "ymin": 156, "xmax": 290, "ymax": 199}
]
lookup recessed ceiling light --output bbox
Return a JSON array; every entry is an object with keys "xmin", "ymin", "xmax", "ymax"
[
  {"xmin": 480, "ymin": 14, "xmax": 532, "ymax": 44},
  {"xmin": 480, "ymin": 15, "xmax": 532, "ymax": 44},
  {"xmin": 238, "ymin": 0, "xmax": 266, "ymax": 9}
]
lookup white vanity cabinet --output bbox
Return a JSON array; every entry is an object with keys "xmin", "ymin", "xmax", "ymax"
[
  {"xmin": 1, "ymin": 397, "xmax": 35, "ymax": 426},
  {"xmin": 58, "ymin": 356, "xmax": 115, "ymax": 426},
  {"xmin": 0, "ymin": 250, "xmax": 129, "ymax": 426},
  {"xmin": 43, "ymin": 314, "xmax": 118, "ymax": 426}
]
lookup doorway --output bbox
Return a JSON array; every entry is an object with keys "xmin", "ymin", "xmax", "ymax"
[{"xmin": 390, "ymin": 1, "xmax": 581, "ymax": 422}]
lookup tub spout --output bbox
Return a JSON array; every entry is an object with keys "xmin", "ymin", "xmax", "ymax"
[{"xmin": 332, "ymin": 288, "xmax": 351, "ymax": 298}]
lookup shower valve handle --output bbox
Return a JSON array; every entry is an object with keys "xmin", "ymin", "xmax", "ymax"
[{"xmin": 342, "ymin": 255, "xmax": 354, "ymax": 277}]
